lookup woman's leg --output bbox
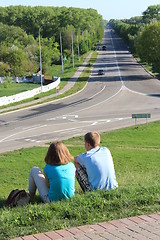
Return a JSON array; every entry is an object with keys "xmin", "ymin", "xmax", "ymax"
[{"xmin": 28, "ymin": 166, "xmax": 50, "ymax": 203}]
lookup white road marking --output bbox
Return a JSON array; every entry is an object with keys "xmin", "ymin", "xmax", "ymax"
[
  {"xmin": 122, "ymin": 85, "xmax": 146, "ymax": 96},
  {"xmin": 22, "ymin": 124, "xmax": 42, "ymax": 130},
  {"xmin": 67, "ymin": 119, "xmax": 78, "ymax": 122},
  {"xmin": 63, "ymin": 114, "xmax": 79, "ymax": 118},
  {"xmin": 46, "ymin": 87, "xmax": 106, "ymax": 122},
  {"xmin": 0, "ymin": 124, "xmax": 48, "ymax": 143},
  {"xmin": 65, "ymin": 86, "xmax": 123, "ymax": 115},
  {"xmin": 110, "ymin": 32, "xmax": 147, "ymax": 96},
  {"xmin": 111, "ymin": 37, "xmax": 124, "ymax": 86},
  {"xmin": 25, "ymin": 139, "xmax": 41, "ymax": 143},
  {"xmin": 0, "ymin": 120, "xmax": 17, "ymax": 126},
  {"xmin": 91, "ymin": 122, "xmax": 98, "ymax": 126},
  {"xmin": 87, "ymin": 86, "xmax": 106, "ymax": 99},
  {"xmin": 0, "ymin": 116, "xmax": 132, "ymax": 143},
  {"xmin": 47, "ymin": 118, "xmax": 56, "ymax": 121},
  {"xmin": 47, "ymin": 115, "xmax": 79, "ymax": 121}
]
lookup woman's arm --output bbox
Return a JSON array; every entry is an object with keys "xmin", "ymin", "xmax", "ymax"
[{"xmin": 43, "ymin": 170, "xmax": 50, "ymax": 188}]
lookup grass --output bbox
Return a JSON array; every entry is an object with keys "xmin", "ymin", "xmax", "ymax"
[
  {"xmin": 0, "ymin": 82, "xmax": 41, "ymax": 97},
  {"xmin": 46, "ymin": 55, "xmax": 86, "ymax": 80},
  {"xmin": 135, "ymin": 56, "xmax": 160, "ymax": 78},
  {"xmin": 0, "ymin": 121, "xmax": 160, "ymax": 239}
]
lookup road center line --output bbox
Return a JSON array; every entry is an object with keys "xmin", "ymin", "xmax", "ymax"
[
  {"xmin": 0, "ymin": 124, "xmax": 48, "ymax": 143},
  {"xmin": 110, "ymin": 30, "xmax": 147, "ymax": 96}
]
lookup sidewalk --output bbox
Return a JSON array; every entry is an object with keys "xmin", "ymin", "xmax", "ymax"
[
  {"xmin": 0, "ymin": 52, "xmax": 92, "ymax": 114},
  {"xmin": 12, "ymin": 212, "xmax": 160, "ymax": 240}
]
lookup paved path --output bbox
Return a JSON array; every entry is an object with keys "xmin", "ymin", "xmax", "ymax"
[
  {"xmin": 0, "ymin": 52, "xmax": 92, "ymax": 114},
  {"xmin": 12, "ymin": 212, "xmax": 160, "ymax": 240}
]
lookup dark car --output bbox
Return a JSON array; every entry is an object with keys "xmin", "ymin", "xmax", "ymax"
[
  {"xmin": 98, "ymin": 69, "xmax": 104, "ymax": 75},
  {"xmin": 102, "ymin": 45, "xmax": 107, "ymax": 51}
]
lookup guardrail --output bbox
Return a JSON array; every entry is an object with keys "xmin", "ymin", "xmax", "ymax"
[{"xmin": 0, "ymin": 77, "xmax": 60, "ymax": 107}]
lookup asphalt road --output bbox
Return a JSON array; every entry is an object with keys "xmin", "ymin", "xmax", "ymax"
[{"xmin": 0, "ymin": 25, "xmax": 160, "ymax": 153}]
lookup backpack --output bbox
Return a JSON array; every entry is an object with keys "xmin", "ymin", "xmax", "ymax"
[{"xmin": 6, "ymin": 189, "xmax": 30, "ymax": 207}]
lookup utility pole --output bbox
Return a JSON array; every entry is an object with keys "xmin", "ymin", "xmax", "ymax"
[
  {"xmin": 39, "ymin": 28, "xmax": 43, "ymax": 92},
  {"xmin": 39, "ymin": 22, "xmax": 49, "ymax": 92},
  {"xmin": 71, "ymin": 32, "xmax": 74, "ymax": 69},
  {"xmin": 77, "ymin": 33, "xmax": 80, "ymax": 62},
  {"xmin": 60, "ymin": 31, "xmax": 64, "ymax": 78},
  {"xmin": 86, "ymin": 31, "xmax": 88, "ymax": 49}
]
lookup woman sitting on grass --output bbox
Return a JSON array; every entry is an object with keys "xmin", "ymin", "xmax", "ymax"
[{"xmin": 28, "ymin": 142, "xmax": 76, "ymax": 203}]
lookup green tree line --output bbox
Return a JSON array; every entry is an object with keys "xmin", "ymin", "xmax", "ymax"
[
  {"xmin": 109, "ymin": 4, "xmax": 160, "ymax": 74},
  {"xmin": 0, "ymin": 6, "xmax": 104, "ymax": 77}
]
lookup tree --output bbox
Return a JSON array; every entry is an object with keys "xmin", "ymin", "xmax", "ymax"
[
  {"xmin": 0, "ymin": 6, "xmax": 104, "ymax": 76},
  {"xmin": 52, "ymin": 42, "xmax": 61, "ymax": 63},
  {"xmin": 135, "ymin": 22, "xmax": 160, "ymax": 73},
  {"xmin": 0, "ymin": 62, "xmax": 10, "ymax": 76},
  {"xmin": 143, "ymin": 5, "xmax": 160, "ymax": 23},
  {"xmin": 79, "ymin": 39, "xmax": 88, "ymax": 54},
  {"xmin": 0, "ymin": 23, "xmax": 35, "ymax": 48},
  {"xmin": 5, "ymin": 48, "xmax": 28, "ymax": 76}
]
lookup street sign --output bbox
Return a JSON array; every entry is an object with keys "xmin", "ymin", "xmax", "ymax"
[
  {"xmin": 132, "ymin": 113, "xmax": 151, "ymax": 118},
  {"xmin": 132, "ymin": 113, "xmax": 151, "ymax": 127}
]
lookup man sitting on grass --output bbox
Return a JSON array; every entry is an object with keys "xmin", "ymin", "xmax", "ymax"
[{"xmin": 74, "ymin": 131, "xmax": 118, "ymax": 192}]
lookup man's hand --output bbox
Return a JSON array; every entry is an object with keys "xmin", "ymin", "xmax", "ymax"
[
  {"xmin": 74, "ymin": 156, "xmax": 81, "ymax": 170},
  {"xmin": 74, "ymin": 156, "xmax": 78, "ymax": 163}
]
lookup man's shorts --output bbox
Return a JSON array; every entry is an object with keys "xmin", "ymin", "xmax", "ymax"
[{"xmin": 76, "ymin": 166, "xmax": 92, "ymax": 192}]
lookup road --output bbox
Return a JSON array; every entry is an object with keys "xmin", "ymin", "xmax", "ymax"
[{"xmin": 0, "ymin": 25, "xmax": 160, "ymax": 153}]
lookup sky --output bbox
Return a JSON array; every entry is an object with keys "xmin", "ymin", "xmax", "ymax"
[{"xmin": 0, "ymin": 0, "xmax": 160, "ymax": 20}]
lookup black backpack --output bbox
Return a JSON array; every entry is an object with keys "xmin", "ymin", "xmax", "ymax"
[{"xmin": 6, "ymin": 189, "xmax": 30, "ymax": 207}]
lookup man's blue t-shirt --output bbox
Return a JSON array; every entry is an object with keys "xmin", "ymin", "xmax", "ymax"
[
  {"xmin": 77, "ymin": 147, "xmax": 118, "ymax": 190},
  {"xmin": 44, "ymin": 162, "xmax": 75, "ymax": 201}
]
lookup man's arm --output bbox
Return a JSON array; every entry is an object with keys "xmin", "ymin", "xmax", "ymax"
[
  {"xmin": 74, "ymin": 156, "xmax": 81, "ymax": 170},
  {"xmin": 74, "ymin": 156, "xmax": 79, "ymax": 163}
]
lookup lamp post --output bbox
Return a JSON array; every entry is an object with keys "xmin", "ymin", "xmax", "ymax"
[
  {"xmin": 60, "ymin": 31, "xmax": 64, "ymax": 78},
  {"xmin": 71, "ymin": 31, "xmax": 74, "ymax": 69},
  {"xmin": 77, "ymin": 33, "xmax": 80, "ymax": 62},
  {"xmin": 39, "ymin": 22, "xmax": 49, "ymax": 92}
]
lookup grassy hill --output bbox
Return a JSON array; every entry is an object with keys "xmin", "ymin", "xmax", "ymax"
[{"xmin": 0, "ymin": 120, "xmax": 160, "ymax": 239}]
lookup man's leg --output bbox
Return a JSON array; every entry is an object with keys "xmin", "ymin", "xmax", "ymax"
[{"xmin": 75, "ymin": 162, "xmax": 91, "ymax": 192}]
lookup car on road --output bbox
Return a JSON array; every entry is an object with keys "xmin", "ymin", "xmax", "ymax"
[
  {"xmin": 98, "ymin": 69, "xmax": 104, "ymax": 75},
  {"xmin": 102, "ymin": 45, "xmax": 107, "ymax": 51}
]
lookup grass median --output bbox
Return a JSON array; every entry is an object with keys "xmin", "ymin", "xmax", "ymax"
[{"xmin": 0, "ymin": 121, "xmax": 160, "ymax": 239}]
